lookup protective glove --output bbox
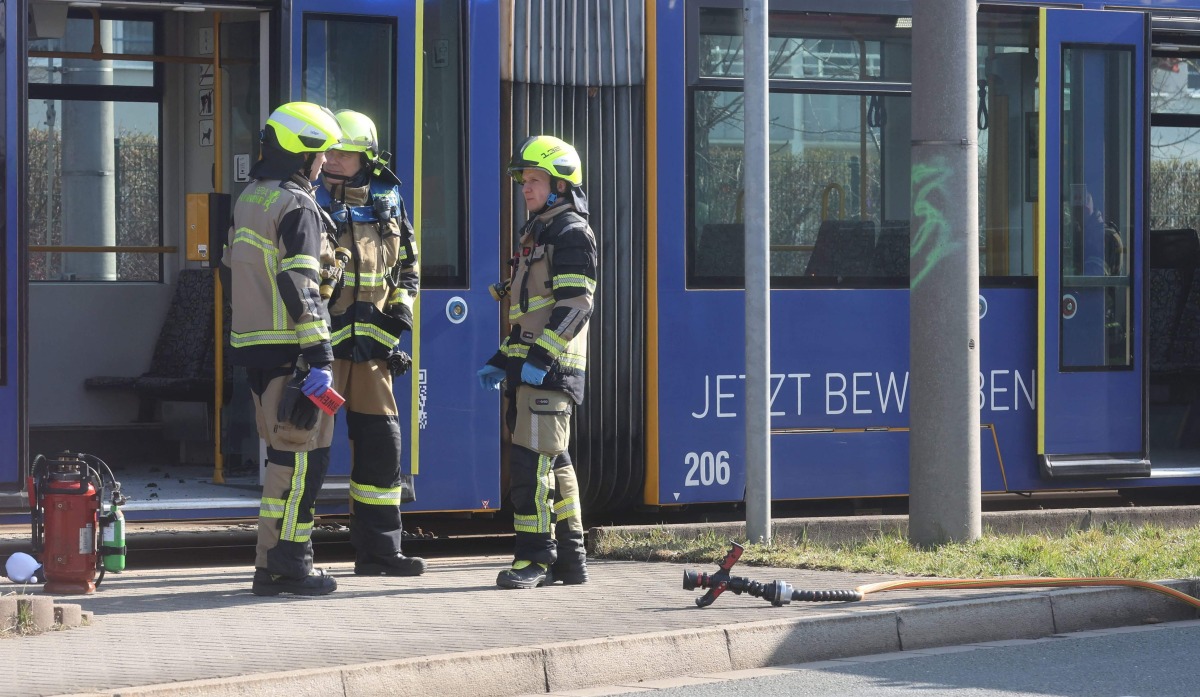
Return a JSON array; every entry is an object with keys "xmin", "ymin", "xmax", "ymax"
[
  {"xmin": 387, "ymin": 348, "xmax": 413, "ymax": 377},
  {"xmin": 477, "ymin": 365, "xmax": 505, "ymax": 391},
  {"xmin": 301, "ymin": 365, "xmax": 333, "ymax": 397},
  {"xmin": 521, "ymin": 362, "xmax": 548, "ymax": 386},
  {"xmin": 278, "ymin": 373, "xmax": 320, "ymax": 430}
]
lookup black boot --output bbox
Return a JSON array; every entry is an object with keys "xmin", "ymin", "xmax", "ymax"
[
  {"xmin": 496, "ymin": 560, "xmax": 553, "ymax": 589},
  {"xmin": 551, "ymin": 560, "xmax": 589, "ymax": 585},
  {"xmin": 354, "ymin": 553, "xmax": 427, "ymax": 577},
  {"xmin": 251, "ymin": 568, "xmax": 337, "ymax": 596}
]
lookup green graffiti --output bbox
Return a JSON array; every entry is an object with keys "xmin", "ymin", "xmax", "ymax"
[{"xmin": 910, "ymin": 156, "xmax": 963, "ymax": 288}]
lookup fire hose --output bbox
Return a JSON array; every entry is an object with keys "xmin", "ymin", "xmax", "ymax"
[{"xmin": 683, "ymin": 542, "xmax": 1200, "ymax": 610}]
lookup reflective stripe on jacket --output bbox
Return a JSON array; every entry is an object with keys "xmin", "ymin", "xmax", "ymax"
[
  {"xmin": 487, "ymin": 204, "xmax": 597, "ymax": 404},
  {"xmin": 222, "ymin": 175, "xmax": 336, "ymax": 369},
  {"xmin": 317, "ymin": 176, "xmax": 420, "ymax": 362}
]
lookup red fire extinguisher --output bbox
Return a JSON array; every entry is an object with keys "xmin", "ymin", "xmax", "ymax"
[{"xmin": 29, "ymin": 452, "xmax": 124, "ymax": 595}]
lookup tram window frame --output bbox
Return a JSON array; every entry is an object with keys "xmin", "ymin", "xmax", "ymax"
[
  {"xmin": 686, "ymin": 2, "xmax": 914, "ymax": 290},
  {"xmin": 27, "ymin": 10, "xmax": 165, "ymax": 284}
]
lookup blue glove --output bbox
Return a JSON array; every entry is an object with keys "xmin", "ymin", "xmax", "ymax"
[
  {"xmin": 301, "ymin": 365, "xmax": 333, "ymax": 397},
  {"xmin": 477, "ymin": 365, "xmax": 505, "ymax": 391},
  {"xmin": 521, "ymin": 363, "xmax": 548, "ymax": 386}
]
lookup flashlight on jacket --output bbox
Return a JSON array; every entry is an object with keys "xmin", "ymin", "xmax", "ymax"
[{"xmin": 319, "ymin": 247, "xmax": 352, "ymax": 300}]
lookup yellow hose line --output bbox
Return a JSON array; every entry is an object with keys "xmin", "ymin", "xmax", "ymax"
[{"xmin": 854, "ymin": 577, "xmax": 1200, "ymax": 610}]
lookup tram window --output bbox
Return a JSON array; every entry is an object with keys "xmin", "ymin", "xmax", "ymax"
[
  {"xmin": 27, "ymin": 101, "xmax": 161, "ymax": 282},
  {"xmin": 30, "ymin": 16, "xmax": 156, "ymax": 88},
  {"xmin": 1150, "ymin": 54, "xmax": 1200, "ymax": 231},
  {"xmin": 1059, "ymin": 46, "xmax": 1134, "ymax": 370},
  {"xmin": 690, "ymin": 89, "xmax": 911, "ymax": 288},
  {"xmin": 304, "ymin": 11, "xmax": 466, "ymax": 287},
  {"xmin": 977, "ymin": 10, "xmax": 1038, "ymax": 280},
  {"xmin": 689, "ymin": 6, "xmax": 913, "ymax": 289},
  {"xmin": 303, "ymin": 16, "xmax": 395, "ymax": 144},
  {"xmin": 27, "ymin": 13, "xmax": 163, "ymax": 283},
  {"xmin": 1151, "ymin": 125, "xmax": 1200, "ymax": 232},
  {"xmin": 421, "ymin": 0, "xmax": 466, "ymax": 287}
]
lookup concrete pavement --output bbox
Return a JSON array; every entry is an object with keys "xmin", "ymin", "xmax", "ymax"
[{"xmin": 0, "ymin": 506, "xmax": 1196, "ymax": 697}]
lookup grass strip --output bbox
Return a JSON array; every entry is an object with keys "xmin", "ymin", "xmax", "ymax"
[{"xmin": 592, "ymin": 522, "xmax": 1200, "ymax": 579}]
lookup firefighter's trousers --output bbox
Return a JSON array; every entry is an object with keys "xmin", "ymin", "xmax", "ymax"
[
  {"xmin": 333, "ymin": 358, "xmax": 409, "ymax": 557},
  {"xmin": 248, "ymin": 366, "xmax": 335, "ymax": 579},
  {"xmin": 506, "ymin": 385, "xmax": 585, "ymax": 567}
]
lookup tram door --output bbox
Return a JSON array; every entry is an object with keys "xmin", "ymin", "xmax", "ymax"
[
  {"xmin": 290, "ymin": 1, "xmax": 501, "ymax": 512},
  {"xmin": 1038, "ymin": 9, "xmax": 1148, "ymax": 478}
]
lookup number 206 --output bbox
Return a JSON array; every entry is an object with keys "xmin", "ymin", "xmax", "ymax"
[{"xmin": 684, "ymin": 451, "xmax": 731, "ymax": 487}]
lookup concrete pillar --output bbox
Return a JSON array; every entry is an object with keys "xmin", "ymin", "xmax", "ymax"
[
  {"xmin": 909, "ymin": 0, "xmax": 981, "ymax": 546},
  {"xmin": 61, "ymin": 18, "xmax": 117, "ymax": 281}
]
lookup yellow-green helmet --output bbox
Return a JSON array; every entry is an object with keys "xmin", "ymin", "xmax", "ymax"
[
  {"xmin": 508, "ymin": 135, "xmax": 582, "ymax": 187},
  {"xmin": 264, "ymin": 102, "xmax": 342, "ymax": 154},
  {"xmin": 331, "ymin": 110, "xmax": 379, "ymax": 162}
]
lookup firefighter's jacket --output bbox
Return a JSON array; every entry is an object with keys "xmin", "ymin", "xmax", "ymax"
[
  {"xmin": 317, "ymin": 177, "xmax": 419, "ymax": 363},
  {"xmin": 222, "ymin": 174, "xmax": 337, "ymax": 369},
  {"xmin": 486, "ymin": 204, "xmax": 597, "ymax": 404}
]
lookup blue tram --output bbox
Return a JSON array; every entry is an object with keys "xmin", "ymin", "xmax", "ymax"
[{"xmin": 1, "ymin": 0, "xmax": 1199, "ymax": 522}]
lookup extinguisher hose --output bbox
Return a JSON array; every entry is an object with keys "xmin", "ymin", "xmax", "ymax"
[
  {"xmin": 683, "ymin": 543, "xmax": 1200, "ymax": 610},
  {"xmin": 29, "ymin": 454, "xmax": 46, "ymax": 553},
  {"xmin": 685, "ymin": 571, "xmax": 1200, "ymax": 609},
  {"xmin": 80, "ymin": 453, "xmax": 120, "ymax": 497}
]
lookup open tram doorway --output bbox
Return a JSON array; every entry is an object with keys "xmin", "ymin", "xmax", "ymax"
[
  {"xmin": 1147, "ymin": 26, "xmax": 1200, "ymax": 472},
  {"xmin": 24, "ymin": 1, "xmax": 270, "ymax": 515}
]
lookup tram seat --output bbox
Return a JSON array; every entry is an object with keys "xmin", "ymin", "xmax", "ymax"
[
  {"xmin": 1148, "ymin": 228, "xmax": 1200, "ymax": 373},
  {"xmin": 84, "ymin": 269, "xmax": 221, "ymax": 422},
  {"xmin": 804, "ymin": 219, "xmax": 876, "ymax": 278},
  {"xmin": 695, "ymin": 223, "xmax": 744, "ymax": 278},
  {"xmin": 872, "ymin": 222, "xmax": 910, "ymax": 278}
]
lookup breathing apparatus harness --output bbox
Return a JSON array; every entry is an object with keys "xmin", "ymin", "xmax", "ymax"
[{"xmin": 315, "ymin": 157, "xmax": 413, "ymax": 375}]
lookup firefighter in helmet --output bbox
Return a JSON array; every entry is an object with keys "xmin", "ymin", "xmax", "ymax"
[
  {"xmin": 222, "ymin": 101, "xmax": 344, "ymax": 596},
  {"xmin": 316, "ymin": 109, "xmax": 426, "ymax": 577},
  {"xmin": 478, "ymin": 135, "xmax": 598, "ymax": 588}
]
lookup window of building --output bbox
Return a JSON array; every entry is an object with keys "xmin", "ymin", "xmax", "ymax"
[{"xmin": 27, "ymin": 13, "xmax": 163, "ymax": 282}]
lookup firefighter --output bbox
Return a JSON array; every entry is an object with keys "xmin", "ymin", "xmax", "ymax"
[
  {"xmin": 478, "ymin": 135, "xmax": 597, "ymax": 589},
  {"xmin": 316, "ymin": 110, "xmax": 426, "ymax": 576},
  {"xmin": 222, "ymin": 102, "xmax": 344, "ymax": 596}
]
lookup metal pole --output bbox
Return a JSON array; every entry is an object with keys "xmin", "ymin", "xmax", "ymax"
[
  {"xmin": 909, "ymin": 0, "xmax": 981, "ymax": 546},
  {"xmin": 743, "ymin": 0, "xmax": 771, "ymax": 545}
]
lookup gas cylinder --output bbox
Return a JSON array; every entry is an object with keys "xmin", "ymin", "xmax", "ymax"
[
  {"xmin": 36, "ymin": 454, "xmax": 101, "ymax": 594},
  {"xmin": 100, "ymin": 499, "xmax": 126, "ymax": 572}
]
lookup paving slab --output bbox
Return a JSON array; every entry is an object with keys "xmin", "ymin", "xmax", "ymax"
[{"xmin": 0, "ymin": 553, "xmax": 1193, "ymax": 697}]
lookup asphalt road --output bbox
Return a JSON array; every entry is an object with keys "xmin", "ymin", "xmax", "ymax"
[{"xmin": 617, "ymin": 622, "xmax": 1200, "ymax": 697}]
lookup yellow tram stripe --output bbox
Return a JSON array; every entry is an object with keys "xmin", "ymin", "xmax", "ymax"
[
  {"xmin": 411, "ymin": 0, "xmax": 425, "ymax": 477},
  {"xmin": 1036, "ymin": 8, "xmax": 1047, "ymax": 457},
  {"xmin": 644, "ymin": 0, "xmax": 661, "ymax": 506}
]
